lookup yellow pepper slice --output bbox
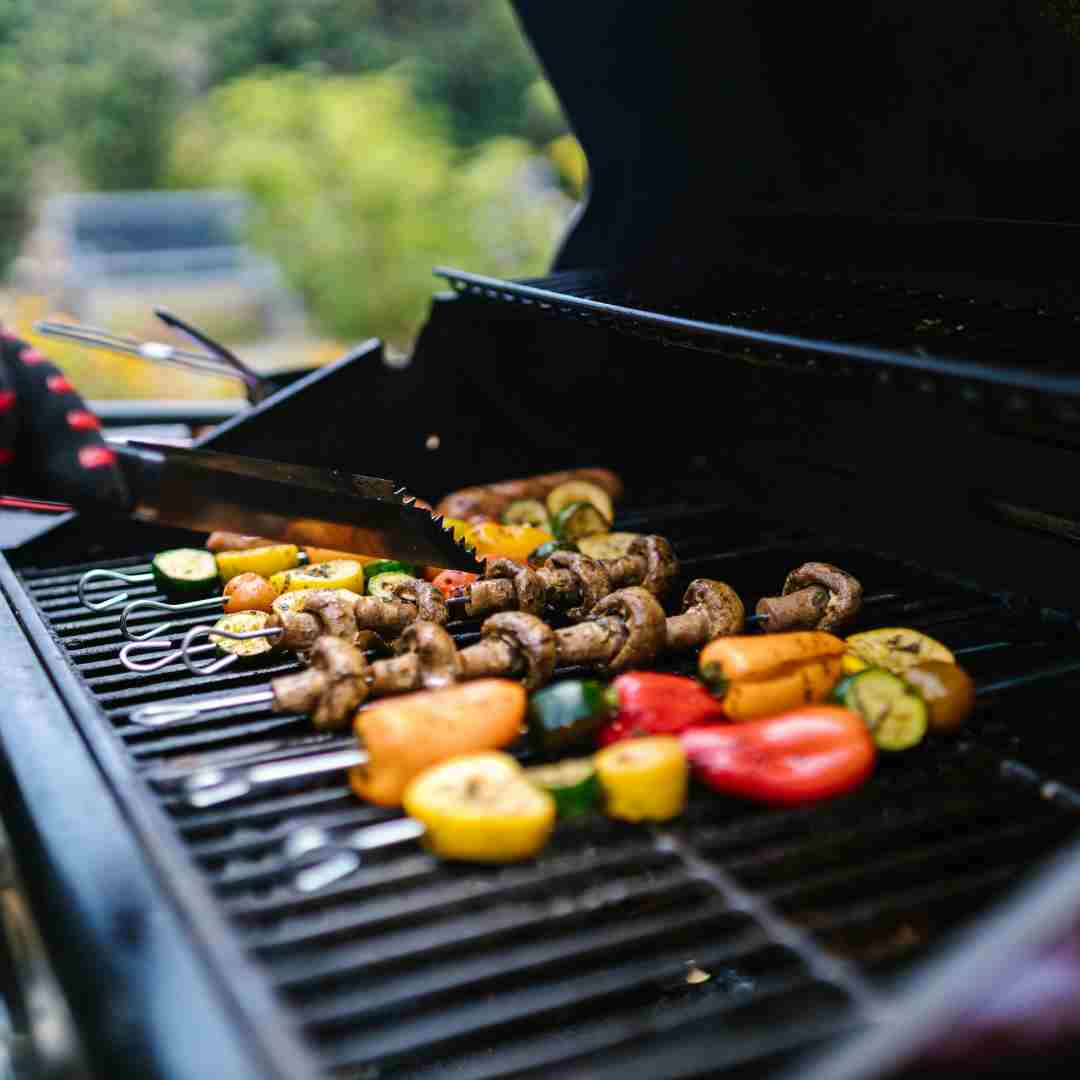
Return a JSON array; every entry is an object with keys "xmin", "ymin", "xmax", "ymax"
[
  {"xmin": 269, "ymin": 559, "xmax": 366, "ymax": 595},
  {"xmin": 469, "ymin": 521, "xmax": 556, "ymax": 562},
  {"xmin": 844, "ymin": 628, "xmax": 955, "ymax": 675},
  {"xmin": 214, "ymin": 543, "xmax": 299, "ymax": 584},
  {"xmin": 594, "ymin": 735, "xmax": 688, "ymax": 822},
  {"xmin": 403, "ymin": 752, "xmax": 556, "ymax": 862}
]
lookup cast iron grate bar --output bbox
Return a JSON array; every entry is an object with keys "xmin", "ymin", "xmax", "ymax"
[{"xmin": 12, "ymin": 512, "xmax": 1080, "ymax": 1080}]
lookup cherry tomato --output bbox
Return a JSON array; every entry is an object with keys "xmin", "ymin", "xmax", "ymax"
[
  {"xmin": 222, "ymin": 572, "xmax": 277, "ymax": 614},
  {"xmin": 431, "ymin": 569, "xmax": 479, "ymax": 600}
]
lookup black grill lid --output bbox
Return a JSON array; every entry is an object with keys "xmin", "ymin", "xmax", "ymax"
[{"xmin": 512, "ymin": 0, "xmax": 1080, "ymax": 304}]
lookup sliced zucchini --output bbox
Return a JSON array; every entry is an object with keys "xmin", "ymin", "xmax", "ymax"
[
  {"xmin": 553, "ymin": 501, "xmax": 611, "ymax": 543},
  {"xmin": 546, "ymin": 480, "xmax": 614, "ymax": 526},
  {"xmin": 151, "ymin": 548, "xmax": 219, "ymax": 594},
  {"xmin": 527, "ymin": 539, "xmax": 577, "ymax": 567},
  {"xmin": 214, "ymin": 544, "xmax": 299, "ymax": 584},
  {"xmin": 502, "ymin": 499, "xmax": 551, "ymax": 530},
  {"xmin": 844, "ymin": 628, "xmax": 955, "ymax": 675},
  {"xmin": 368, "ymin": 571, "xmax": 417, "ymax": 601},
  {"xmin": 832, "ymin": 667, "xmax": 928, "ymax": 751},
  {"xmin": 270, "ymin": 559, "xmax": 366, "ymax": 595},
  {"xmin": 577, "ymin": 532, "xmax": 641, "ymax": 560},
  {"xmin": 526, "ymin": 758, "xmax": 601, "ymax": 817},
  {"xmin": 362, "ymin": 560, "xmax": 418, "ymax": 586},
  {"xmin": 212, "ymin": 610, "xmax": 274, "ymax": 659},
  {"xmin": 271, "ymin": 588, "xmax": 362, "ymax": 618}
]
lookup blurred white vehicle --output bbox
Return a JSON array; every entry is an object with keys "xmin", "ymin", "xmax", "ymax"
[{"xmin": 14, "ymin": 190, "xmax": 307, "ymax": 343}]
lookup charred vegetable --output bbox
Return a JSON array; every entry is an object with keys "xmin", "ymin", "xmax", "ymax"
[
  {"xmin": 270, "ymin": 559, "xmax": 366, "ymax": 595},
  {"xmin": 903, "ymin": 661, "xmax": 976, "ymax": 733},
  {"xmin": 214, "ymin": 544, "xmax": 299, "ymax": 584},
  {"xmin": 348, "ymin": 679, "xmax": 526, "ymax": 806},
  {"xmin": 594, "ymin": 735, "xmax": 688, "ymax": 822},
  {"xmin": 151, "ymin": 549, "xmax": 218, "ymax": 594},
  {"xmin": 597, "ymin": 671, "xmax": 725, "ymax": 746},
  {"xmin": 527, "ymin": 540, "xmax": 577, "ymax": 566},
  {"xmin": 222, "ymin": 572, "xmax": 278, "ymax": 614},
  {"xmin": 553, "ymin": 501, "xmax": 611, "ymax": 543},
  {"xmin": 211, "ymin": 610, "xmax": 275, "ymax": 659},
  {"xmin": 367, "ymin": 571, "xmax": 419, "ymax": 601},
  {"xmin": 526, "ymin": 758, "xmax": 601, "ymax": 817},
  {"xmin": 502, "ymin": 499, "xmax": 551, "ymax": 530},
  {"xmin": 844, "ymin": 627, "xmax": 955, "ymax": 674},
  {"xmin": 577, "ymin": 533, "xmax": 641, "ymax": 560},
  {"xmin": 527, "ymin": 679, "xmax": 617, "ymax": 754},
  {"xmin": 698, "ymin": 632, "xmax": 846, "ymax": 721},
  {"xmin": 681, "ymin": 706, "xmax": 876, "ymax": 806},
  {"xmin": 404, "ymin": 752, "xmax": 556, "ymax": 862},
  {"xmin": 362, "ymin": 560, "xmax": 418, "ymax": 585},
  {"xmin": 545, "ymin": 480, "xmax": 614, "ymax": 527},
  {"xmin": 831, "ymin": 667, "xmax": 929, "ymax": 751},
  {"xmin": 470, "ymin": 521, "xmax": 556, "ymax": 563}
]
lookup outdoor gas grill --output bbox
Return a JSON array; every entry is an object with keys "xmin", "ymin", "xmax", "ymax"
[{"xmin": 5, "ymin": 2, "xmax": 1080, "ymax": 1078}]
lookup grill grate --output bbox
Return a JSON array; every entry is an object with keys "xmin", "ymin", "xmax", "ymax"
[{"xmin": 12, "ymin": 504, "xmax": 1080, "ymax": 1079}]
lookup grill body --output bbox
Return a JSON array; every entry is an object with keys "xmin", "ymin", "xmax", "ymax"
[
  {"xmin": 4, "ymin": 498, "xmax": 1080, "ymax": 1079},
  {"xmin": 6, "ymin": 4, "xmax": 1080, "ymax": 1077}
]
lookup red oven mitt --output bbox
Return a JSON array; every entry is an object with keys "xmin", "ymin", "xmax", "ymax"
[{"xmin": 0, "ymin": 326, "xmax": 129, "ymax": 508}]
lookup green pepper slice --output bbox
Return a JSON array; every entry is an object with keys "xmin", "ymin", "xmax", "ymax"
[{"xmin": 527, "ymin": 679, "xmax": 618, "ymax": 755}]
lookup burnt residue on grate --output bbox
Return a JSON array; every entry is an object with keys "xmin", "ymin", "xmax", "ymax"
[{"xmin": 13, "ymin": 504, "xmax": 1080, "ymax": 1080}]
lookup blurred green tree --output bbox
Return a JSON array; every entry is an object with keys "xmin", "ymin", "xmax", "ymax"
[{"xmin": 169, "ymin": 71, "xmax": 571, "ymax": 347}]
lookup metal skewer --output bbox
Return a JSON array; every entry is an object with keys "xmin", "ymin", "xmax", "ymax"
[
  {"xmin": 78, "ymin": 567, "xmax": 156, "ymax": 611},
  {"xmin": 121, "ymin": 596, "xmax": 226, "ymax": 641},
  {"xmin": 283, "ymin": 819, "xmax": 427, "ymax": 893}
]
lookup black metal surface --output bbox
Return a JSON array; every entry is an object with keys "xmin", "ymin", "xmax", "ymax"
[
  {"xmin": 512, "ymin": 1, "xmax": 1080, "ymax": 304},
  {"xmin": 4, "ymin": 505, "xmax": 1080, "ymax": 1079},
  {"xmin": 435, "ymin": 266, "xmax": 1080, "ymax": 396}
]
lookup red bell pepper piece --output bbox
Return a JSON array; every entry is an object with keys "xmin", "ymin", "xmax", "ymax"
[
  {"xmin": 679, "ymin": 706, "xmax": 876, "ymax": 806},
  {"xmin": 431, "ymin": 569, "xmax": 478, "ymax": 600},
  {"xmin": 597, "ymin": 672, "xmax": 726, "ymax": 747}
]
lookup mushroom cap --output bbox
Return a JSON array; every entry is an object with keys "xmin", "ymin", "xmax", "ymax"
[
  {"xmin": 630, "ymin": 535, "xmax": 679, "ymax": 597},
  {"xmin": 546, "ymin": 551, "xmax": 612, "ymax": 621},
  {"xmin": 303, "ymin": 589, "xmax": 360, "ymax": 642},
  {"xmin": 590, "ymin": 586, "xmax": 667, "ymax": 672},
  {"xmin": 308, "ymin": 635, "xmax": 370, "ymax": 730},
  {"xmin": 682, "ymin": 579, "xmax": 745, "ymax": 638},
  {"xmin": 482, "ymin": 611, "xmax": 557, "ymax": 690},
  {"xmin": 394, "ymin": 620, "xmax": 462, "ymax": 689},
  {"xmin": 782, "ymin": 562, "xmax": 863, "ymax": 630},
  {"xmin": 389, "ymin": 578, "xmax": 448, "ymax": 626}
]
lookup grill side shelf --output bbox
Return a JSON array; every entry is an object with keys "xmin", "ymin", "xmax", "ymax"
[{"xmin": 0, "ymin": 552, "xmax": 320, "ymax": 1080}]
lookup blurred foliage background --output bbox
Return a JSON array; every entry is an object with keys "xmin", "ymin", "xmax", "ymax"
[{"xmin": 0, "ymin": 0, "xmax": 588, "ymax": 394}]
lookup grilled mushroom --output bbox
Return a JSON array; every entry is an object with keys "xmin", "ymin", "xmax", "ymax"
[{"xmin": 755, "ymin": 562, "xmax": 863, "ymax": 632}]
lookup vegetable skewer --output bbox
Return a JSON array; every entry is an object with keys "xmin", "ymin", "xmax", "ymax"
[
  {"xmin": 116, "ymin": 534, "xmax": 681, "ymax": 650},
  {"xmin": 131, "ymin": 579, "xmax": 742, "ymax": 729}
]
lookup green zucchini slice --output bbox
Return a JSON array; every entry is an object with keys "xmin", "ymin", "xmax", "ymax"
[
  {"xmin": 151, "ymin": 549, "xmax": 219, "ymax": 594},
  {"xmin": 832, "ymin": 667, "xmax": 929, "ymax": 751},
  {"xmin": 501, "ymin": 499, "xmax": 551, "ymax": 530},
  {"xmin": 553, "ymin": 501, "xmax": 611, "ymax": 543},
  {"xmin": 526, "ymin": 758, "xmax": 601, "ymax": 817},
  {"xmin": 368, "ymin": 571, "xmax": 417, "ymax": 601}
]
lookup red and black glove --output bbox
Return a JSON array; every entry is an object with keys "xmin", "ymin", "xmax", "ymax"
[{"xmin": 0, "ymin": 326, "xmax": 129, "ymax": 508}]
